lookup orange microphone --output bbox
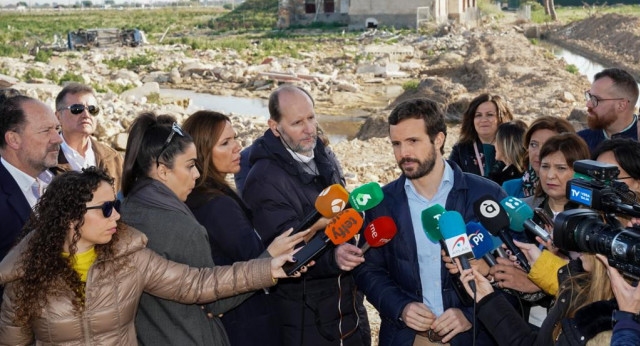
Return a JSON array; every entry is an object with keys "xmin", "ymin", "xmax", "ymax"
[{"xmin": 291, "ymin": 184, "xmax": 349, "ymax": 235}]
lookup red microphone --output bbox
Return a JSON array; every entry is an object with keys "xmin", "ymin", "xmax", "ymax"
[
  {"xmin": 283, "ymin": 208, "xmax": 363, "ymax": 275},
  {"xmin": 361, "ymin": 216, "xmax": 397, "ymax": 253}
]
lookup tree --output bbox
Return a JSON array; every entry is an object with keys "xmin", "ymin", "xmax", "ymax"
[
  {"xmin": 81, "ymin": 0, "xmax": 92, "ymax": 6},
  {"xmin": 17, "ymin": 1, "xmax": 28, "ymax": 6},
  {"xmin": 543, "ymin": 0, "xmax": 557, "ymax": 21}
]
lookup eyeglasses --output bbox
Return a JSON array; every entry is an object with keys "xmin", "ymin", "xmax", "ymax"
[
  {"xmin": 86, "ymin": 199, "xmax": 121, "ymax": 218},
  {"xmin": 59, "ymin": 104, "xmax": 100, "ymax": 116},
  {"xmin": 156, "ymin": 122, "xmax": 185, "ymax": 167},
  {"xmin": 584, "ymin": 92, "xmax": 626, "ymax": 108}
]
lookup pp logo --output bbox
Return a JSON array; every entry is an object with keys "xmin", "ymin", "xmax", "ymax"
[
  {"xmin": 480, "ymin": 200, "xmax": 500, "ymax": 218},
  {"xmin": 331, "ymin": 199, "xmax": 346, "ymax": 213}
]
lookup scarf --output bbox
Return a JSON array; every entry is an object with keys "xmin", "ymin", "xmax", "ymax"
[
  {"xmin": 521, "ymin": 166, "xmax": 538, "ymax": 197},
  {"xmin": 127, "ymin": 178, "xmax": 195, "ymax": 218}
]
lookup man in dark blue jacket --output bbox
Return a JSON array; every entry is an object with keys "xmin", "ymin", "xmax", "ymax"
[
  {"xmin": 578, "ymin": 68, "xmax": 639, "ymax": 152},
  {"xmin": 352, "ymin": 98, "xmax": 507, "ymax": 346},
  {"xmin": 242, "ymin": 85, "xmax": 370, "ymax": 346}
]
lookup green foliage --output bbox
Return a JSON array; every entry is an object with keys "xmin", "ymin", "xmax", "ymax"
[
  {"xmin": 210, "ymin": 0, "xmax": 278, "ymax": 31},
  {"xmin": 529, "ymin": 38, "xmax": 539, "ymax": 45},
  {"xmin": 477, "ymin": 0, "xmax": 504, "ymax": 19},
  {"xmin": 146, "ymin": 92, "xmax": 161, "ymax": 104},
  {"xmin": 565, "ymin": 64, "xmax": 579, "ymax": 74},
  {"xmin": 105, "ymin": 55, "xmax": 153, "ymax": 70},
  {"xmin": 91, "ymin": 83, "xmax": 109, "ymax": 93},
  {"xmin": 46, "ymin": 70, "xmax": 59, "ymax": 83},
  {"xmin": 23, "ymin": 68, "xmax": 44, "ymax": 81},
  {"xmin": 34, "ymin": 49, "xmax": 52, "ymax": 62},
  {"xmin": 223, "ymin": 3, "xmax": 233, "ymax": 10},
  {"xmin": 402, "ymin": 80, "xmax": 420, "ymax": 91},
  {"xmin": 59, "ymin": 72, "xmax": 83, "ymax": 84},
  {"xmin": 106, "ymin": 82, "xmax": 134, "ymax": 94}
]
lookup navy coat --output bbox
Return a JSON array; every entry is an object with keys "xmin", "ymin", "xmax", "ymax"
[
  {"xmin": 242, "ymin": 130, "xmax": 370, "ymax": 346},
  {"xmin": 352, "ymin": 161, "xmax": 507, "ymax": 346},
  {"xmin": 0, "ymin": 161, "xmax": 31, "ymax": 261},
  {"xmin": 577, "ymin": 116, "xmax": 638, "ymax": 153}
]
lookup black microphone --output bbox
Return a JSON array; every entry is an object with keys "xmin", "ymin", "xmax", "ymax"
[{"xmin": 473, "ymin": 195, "xmax": 531, "ymax": 273}]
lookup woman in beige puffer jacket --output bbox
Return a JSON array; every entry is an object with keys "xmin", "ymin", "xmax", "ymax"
[{"xmin": 0, "ymin": 168, "xmax": 298, "ymax": 345}]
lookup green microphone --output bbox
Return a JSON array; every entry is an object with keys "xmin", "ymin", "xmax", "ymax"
[
  {"xmin": 421, "ymin": 204, "xmax": 446, "ymax": 242},
  {"xmin": 348, "ymin": 182, "xmax": 384, "ymax": 212}
]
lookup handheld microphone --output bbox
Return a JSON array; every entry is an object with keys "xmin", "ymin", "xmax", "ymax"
[
  {"xmin": 473, "ymin": 195, "xmax": 531, "ymax": 272},
  {"xmin": 466, "ymin": 222, "xmax": 498, "ymax": 266},
  {"xmin": 283, "ymin": 208, "xmax": 363, "ymax": 276},
  {"xmin": 291, "ymin": 184, "xmax": 349, "ymax": 235},
  {"xmin": 361, "ymin": 216, "xmax": 397, "ymax": 253},
  {"xmin": 439, "ymin": 211, "xmax": 476, "ymax": 292},
  {"xmin": 500, "ymin": 197, "xmax": 552, "ymax": 243},
  {"xmin": 347, "ymin": 182, "xmax": 384, "ymax": 212}
]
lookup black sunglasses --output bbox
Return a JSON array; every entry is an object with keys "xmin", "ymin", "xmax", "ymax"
[
  {"xmin": 86, "ymin": 199, "xmax": 121, "ymax": 218},
  {"xmin": 60, "ymin": 104, "xmax": 100, "ymax": 116},
  {"xmin": 156, "ymin": 122, "xmax": 185, "ymax": 167}
]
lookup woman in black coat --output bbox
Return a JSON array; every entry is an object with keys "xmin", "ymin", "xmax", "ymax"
[{"xmin": 183, "ymin": 111, "xmax": 307, "ymax": 346}]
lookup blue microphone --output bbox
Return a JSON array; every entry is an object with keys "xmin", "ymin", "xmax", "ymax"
[
  {"xmin": 439, "ymin": 211, "xmax": 476, "ymax": 293},
  {"xmin": 466, "ymin": 222, "xmax": 497, "ymax": 266}
]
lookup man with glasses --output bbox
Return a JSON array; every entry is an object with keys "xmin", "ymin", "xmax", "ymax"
[
  {"xmin": 52, "ymin": 83, "xmax": 123, "ymax": 190},
  {"xmin": 578, "ymin": 68, "xmax": 639, "ymax": 152},
  {"xmin": 0, "ymin": 93, "xmax": 62, "ymax": 262}
]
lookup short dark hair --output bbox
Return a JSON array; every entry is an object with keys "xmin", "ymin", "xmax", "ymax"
[
  {"xmin": 388, "ymin": 98, "xmax": 447, "ymax": 154},
  {"xmin": 592, "ymin": 138, "xmax": 640, "ymax": 180},
  {"xmin": 268, "ymin": 85, "xmax": 315, "ymax": 122},
  {"xmin": 121, "ymin": 112, "xmax": 193, "ymax": 197},
  {"xmin": 594, "ymin": 68, "xmax": 639, "ymax": 107},
  {"xmin": 0, "ymin": 95, "xmax": 37, "ymax": 149},
  {"xmin": 55, "ymin": 83, "xmax": 95, "ymax": 111},
  {"xmin": 535, "ymin": 133, "xmax": 590, "ymax": 197}
]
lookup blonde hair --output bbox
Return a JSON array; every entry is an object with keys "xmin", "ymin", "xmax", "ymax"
[{"xmin": 495, "ymin": 120, "xmax": 528, "ymax": 172}]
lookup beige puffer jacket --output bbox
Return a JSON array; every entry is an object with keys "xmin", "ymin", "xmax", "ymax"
[{"xmin": 0, "ymin": 226, "xmax": 274, "ymax": 345}]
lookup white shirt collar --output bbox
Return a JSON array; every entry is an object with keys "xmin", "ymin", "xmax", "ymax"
[
  {"xmin": 0, "ymin": 157, "xmax": 52, "ymax": 207},
  {"xmin": 60, "ymin": 135, "xmax": 96, "ymax": 171},
  {"xmin": 286, "ymin": 147, "xmax": 315, "ymax": 163}
]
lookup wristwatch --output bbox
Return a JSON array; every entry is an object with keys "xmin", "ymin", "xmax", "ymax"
[{"xmin": 612, "ymin": 309, "xmax": 640, "ymax": 327}]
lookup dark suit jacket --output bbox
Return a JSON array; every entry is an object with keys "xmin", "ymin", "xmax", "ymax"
[{"xmin": 0, "ymin": 160, "xmax": 31, "ymax": 261}]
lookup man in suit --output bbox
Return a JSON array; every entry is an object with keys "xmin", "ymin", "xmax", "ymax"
[
  {"xmin": 51, "ymin": 83, "xmax": 123, "ymax": 191},
  {"xmin": 0, "ymin": 94, "xmax": 62, "ymax": 261}
]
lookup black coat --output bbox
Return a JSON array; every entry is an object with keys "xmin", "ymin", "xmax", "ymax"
[
  {"xmin": 242, "ymin": 130, "xmax": 370, "ymax": 346},
  {"xmin": 186, "ymin": 185, "xmax": 281, "ymax": 346}
]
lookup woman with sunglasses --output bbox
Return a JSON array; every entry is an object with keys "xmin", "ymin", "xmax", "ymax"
[
  {"xmin": 182, "ymin": 111, "xmax": 307, "ymax": 345},
  {"xmin": 0, "ymin": 168, "xmax": 297, "ymax": 344},
  {"xmin": 119, "ymin": 113, "xmax": 303, "ymax": 345}
]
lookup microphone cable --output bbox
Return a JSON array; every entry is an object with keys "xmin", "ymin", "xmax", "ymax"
[{"xmin": 473, "ymin": 285, "xmax": 477, "ymax": 346}]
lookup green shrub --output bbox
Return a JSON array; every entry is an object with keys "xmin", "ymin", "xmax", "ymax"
[
  {"xmin": 565, "ymin": 64, "xmax": 579, "ymax": 74},
  {"xmin": 105, "ymin": 55, "xmax": 154, "ymax": 70},
  {"xmin": 402, "ymin": 80, "xmax": 420, "ymax": 91},
  {"xmin": 34, "ymin": 49, "xmax": 52, "ymax": 63},
  {"xmin": 23, "ymin": 68, "xmax": 44, "ymax": 81},
  {"xmin": 46, "ymin": 70, "xmax": 60, "ymax": 83},
  {"xmin": 106, "ymin": 82, "xmax": 134, "ymax": 94},
  {"xmin": 146, "ymin": 92, "xmax": 161, "ymax": 104},
  {"xmin": 59, "ymin": 72, "xmax": 83, "ymax": 84},
  {"xmin": 529, "ymin": 38, "xmax": 539, "ymax": 45}
]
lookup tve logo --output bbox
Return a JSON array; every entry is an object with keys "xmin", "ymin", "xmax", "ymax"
[{"xmin": 569, "ymin": 184, "xmax": 593, "ymax": 206}]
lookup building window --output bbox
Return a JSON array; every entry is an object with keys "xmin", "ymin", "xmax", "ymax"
[
  {"xmin": 305, "ymin": 0, "xmax": 316, "ymax": 13},
  {"xmin": 324, "ymin": 0, "xmax": 334, "ymax": 13}
]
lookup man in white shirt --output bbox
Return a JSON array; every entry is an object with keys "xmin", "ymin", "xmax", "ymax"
[
  {"xmin": 52, "ymin": 83, "xmax": 123, "ymax": 190},
  {"xmin": 0, "ymin": 94, "xmax": 62, "ymax": 261}
]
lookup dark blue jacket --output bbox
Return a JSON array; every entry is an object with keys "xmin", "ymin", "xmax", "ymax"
[
  {"xmin": 242, "ymin": 130, "xmax": 370, "ymax": 346},
  {"xmin": 577, "ymin": 116, "xmax": 638, "ymax": 152},
  {"xmin": 612, "ymin": 320, "xmax": 640, "ymax": 346},
  {"xmin": 186, "ymin": 185, "xmax": 280, "ymax": 346},
  {"xmin": 0, "ymin": 161, "xmax": 31, "ymax": 261},
  {"xmin": 352, "ymin": 161, "xmax": 507, "ymax": 346}
]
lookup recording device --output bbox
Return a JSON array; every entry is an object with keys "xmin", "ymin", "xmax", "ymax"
[
  {"xmin": 567, "ymin": 160, "xmax": 640, "ymax": 218},
  {"xmin": 500, "ymin": 197, "xmax": 552, "ymax": 243},
  {"xmin": 466, "ymin": 222, "xmax": 499, "ymax": 266},
  {"xmin": 554, "ymin": 209, "xmax": 640, "ymax": 278},
  {"xmin": 474, "ymin": 195, "xmax": 531, "ymax": 272},
  {"xmin": 421, "ymin": 204, "xmax": 474, "ymax": 304},
  {"xmin": 361, "ymin": 216, "xmax": 397, "ymax": 253},
  {"xmin": 292, "ymin": 184, "xmax": 349, "ymax": 235},
  {"xmin": 283, "ymin": 208, "xmax": 363, "ymax": 276},
  {"xmin": 439, "ymin": 211, "xmax": 476, "ymax": 292}
]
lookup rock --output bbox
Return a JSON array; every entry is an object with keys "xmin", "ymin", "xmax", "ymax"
[
  {"xmin": 567, "ymin": 108, "xmax": 588, "ymax": 124},
  {"xmin": 120, "ymin": 82, "xmax": 160, "ymax": 101},
  {"xmin": 0, "ymin": 74, "xmax": 19, "ymax": 88},
  {"xmin": 142, "ymin": 71, "xmax": 170, "ymax": 83},
  {"xmin": 356, "ymin": 115, "xmax": 388, "ymax": 140},
  {"xmin": 335, "ymin": 81, "xmax": 359, "ymax": 92},
  {"xmin": 112, "ymin": 132, "xmax": 129, "ymax": 150},
  {"xmin": 356, "ymin": 64, "xmax": 386, "ymax": 75},
  {"xmin": 560, "ymin": 91, "xmax": 576, "ymax": 103},
  {"xmin": 169, "ymin": 68, "xmax": 182, "ymax": 84}
]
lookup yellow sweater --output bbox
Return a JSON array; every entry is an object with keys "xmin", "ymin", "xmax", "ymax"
[
  {"xmin": 527, "ymin": 250, "xmax": 568, "ymax": 295},
  {"xmin": 62, "ymin": 247, "xmax": 97, "ymax": 282}
]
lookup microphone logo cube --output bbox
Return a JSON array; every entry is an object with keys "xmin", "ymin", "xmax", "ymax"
[
  {"xmin": 469, "ymin": 231, "xmax": 484, "ymax": 246},
  {"xmin": 331, "ymin": 199, "xmax": 346, "ymax": 213},
  {"xmin": 479, "ymin": 200, "xmax": 500, "ymax": 218},
  {"xmin": 445, "ymin": 235, "xmax": 473, "ymax": 258}
]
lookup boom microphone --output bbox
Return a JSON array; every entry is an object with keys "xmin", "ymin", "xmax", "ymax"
[
  {"xmin": 361, "ymin": 216, "xmax": 397, "ymax": 253},
  {"xmin": 474, "ymin": 195, "xmax": 531, "ymax": 272},
  {"xmin": 283, "ymin": 208, "xmax": 363, "ymax": 276},
  {"xmin": 500, "ymin": 197, "xmax": 552, "ymax": 243},
  {"xmin": 291, "ymin": 184, "xmax": 349, "ymax": 235},
  {"xmin": 439, "ymin": 211, "xmax": 476, "ymax": 293}
]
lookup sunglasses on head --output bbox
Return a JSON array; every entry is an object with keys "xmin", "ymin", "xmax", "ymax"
[
  {"xmin": 61, "ymin": 104, "xmax": 100, "ymax": 116},
  {"xmin": 156, "ymin": 122, "xmax": 185, "ymax": 167},
  {"xmin": 86, "ymin": 199, "xmax": 121, "ymax": 218}
]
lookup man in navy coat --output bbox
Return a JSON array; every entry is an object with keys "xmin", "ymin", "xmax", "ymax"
[
  {"xmin": 0, "ymin": 95, "xmax": 62, "ymax": 261},
  {"xmin": 352, "ymin": 98, "xmax": 507, "ymax": 345}
]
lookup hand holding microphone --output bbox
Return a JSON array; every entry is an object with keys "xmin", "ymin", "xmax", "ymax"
[{"xmin": 439, "ymin": 211, "xmax": 476, "ymax": 293}]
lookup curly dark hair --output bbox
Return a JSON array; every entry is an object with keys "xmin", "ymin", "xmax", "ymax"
[{"xmin": 14, "ymin": 167, "xmax": 123, "ymax": 326}]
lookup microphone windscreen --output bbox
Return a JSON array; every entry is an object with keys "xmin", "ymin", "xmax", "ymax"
[
  {"xmin": 421, "ymin": 204, "xmax": 446, "ymax": 242},
  {"xmin": 364, "ymin": 216, "xmax": 397, "ymax": 247},
  {"xmin": 349, "ymin": 182, "xmax": 384, "ymax": 212},
  {"xmin": 473, "ymin": 195, "xmax": 511, "ymax": 236},
  {"xmin": 315, "ymin": 184, "xmax": 349, "ymax": 218},
  {"xmin": 500, "ymin": 197, "xmax": 533, "ymax": 232},
  {"xmin": 439, "ymin": 211, "xmax": 473, "ymax": 258},
  {"xmin": 466, "ymin": 222, "xmax": 495, "ymax": 259},
  {"xmin": 324, "ymin": 208, "xmax": 363, "ymax": 245}
]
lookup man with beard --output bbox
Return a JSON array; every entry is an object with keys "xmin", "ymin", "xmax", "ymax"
[
  {"xmin": 352, "ymin": 98, "xmax": 507, "ymax": 346},
  {"xmin": 242, "ymin": 85, "xmax": 370, "ymax": 346},
  {"xmin": 50, "ymin": 83, "xmax": 123, "ymax": 191},
  {"xmin": 578, "ymin": 68, "xmax": 639, "ymax": 152},
  {"xmin": 0, "ymin": 95, "xmax": 62, "ymax": 261}
]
